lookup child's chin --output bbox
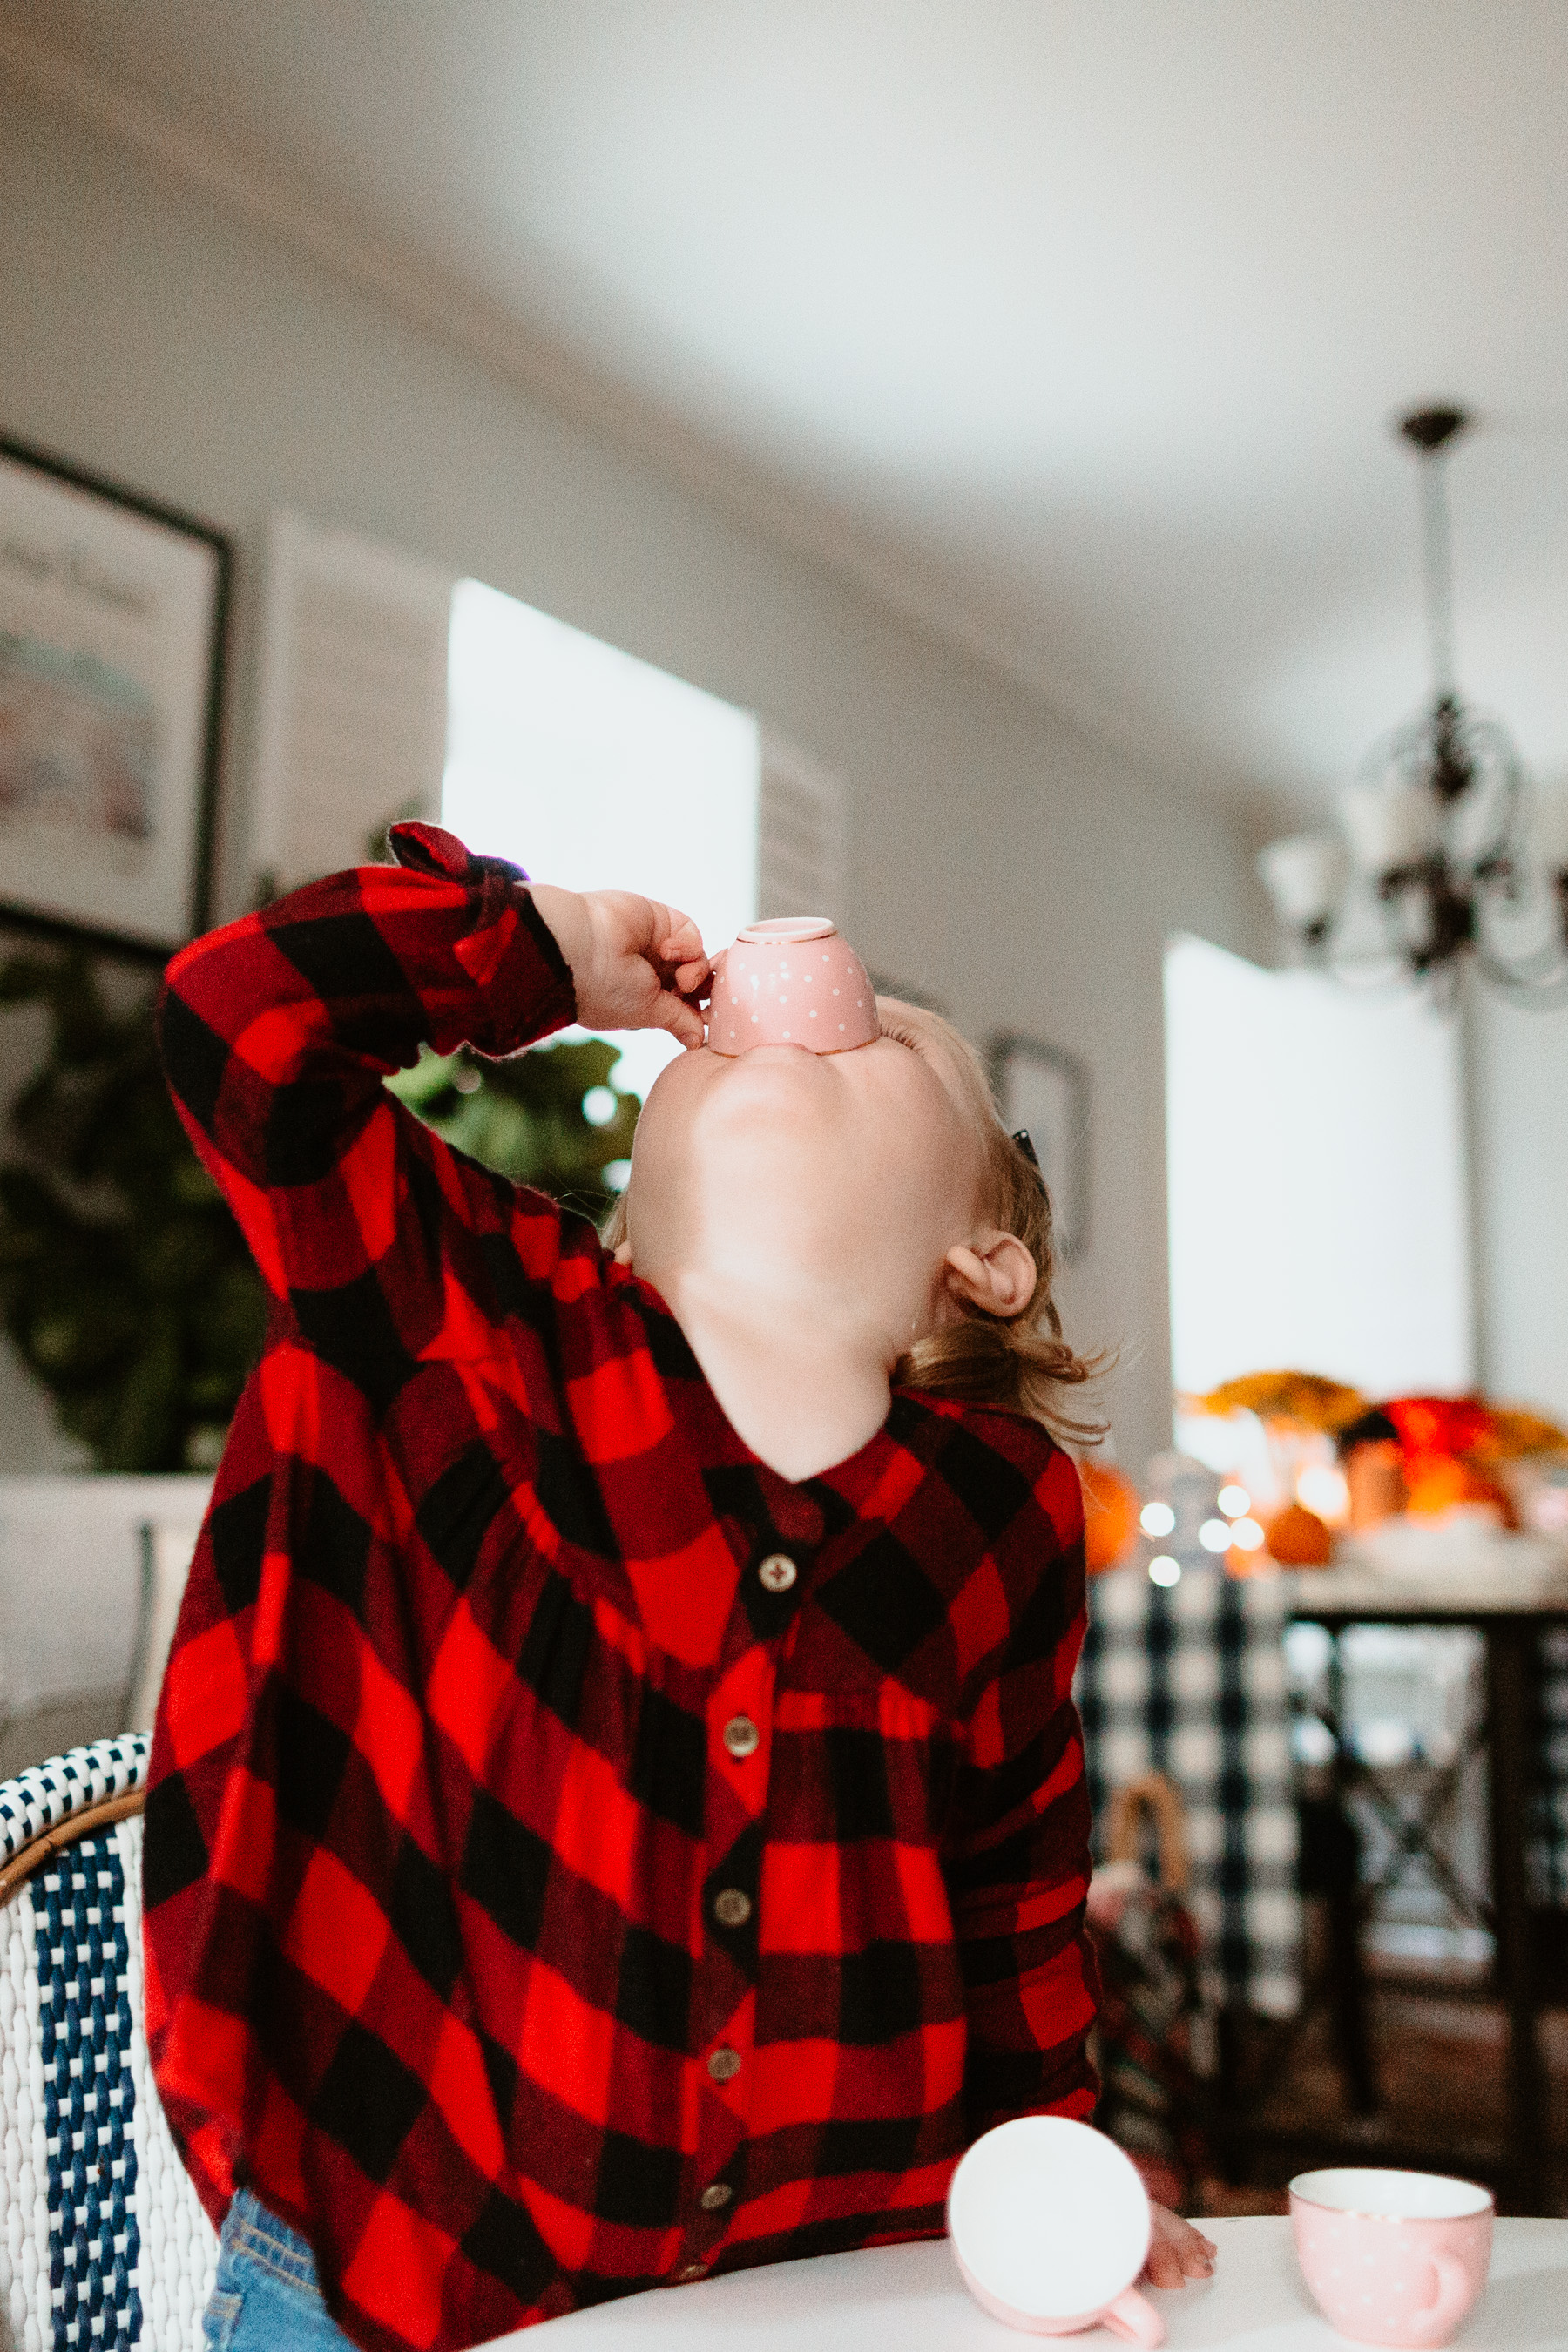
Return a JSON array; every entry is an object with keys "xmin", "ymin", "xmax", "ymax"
[
  {"xmin": 704, "ymin": 1044, "xmax": 834, "ymax": 1096},
  {"xmin": 692, "ymin": 1059, "xmax": 845, "ymax": 1159}
]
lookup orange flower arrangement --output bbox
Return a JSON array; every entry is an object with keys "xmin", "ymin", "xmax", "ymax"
[
  {"xmin": 1189, "ymin": 1372, "xmax": 1369, "ymax": 1433},
  {"xmin": 1187, "ymin": 1373, "xmax": 1568, "ymax": 1555},
  {"xmin": 1370, "ymin": 1394, "xmax": 1567, "ymax": 1528}
]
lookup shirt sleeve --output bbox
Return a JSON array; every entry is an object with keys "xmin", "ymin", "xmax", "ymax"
[
  {"xmin": 157, "ymin": 821, "xmax": 579, "ymax": 1322},
  {"xmin": 941, "ymin": 1448, "xmax": 1099, "ymax": 2139}
]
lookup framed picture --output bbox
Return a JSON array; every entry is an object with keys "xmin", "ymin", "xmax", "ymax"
[
  {"xmin": 0, "ymin": 436, "xmax": 230, "ymax": 956},
  {"xmin": 988, "ymin": 1031, "xmax": 1092, "ymax": 1259}
]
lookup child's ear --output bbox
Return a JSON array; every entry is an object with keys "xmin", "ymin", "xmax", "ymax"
[{"xmin": 943, "ymin": 1234, "xmax": 1037, "ymax": 1321}]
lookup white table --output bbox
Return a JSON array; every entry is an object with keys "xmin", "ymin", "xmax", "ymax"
[{"xmin": 497, "ymin": 2219, "xmax": 1568, "ymax": 2349}]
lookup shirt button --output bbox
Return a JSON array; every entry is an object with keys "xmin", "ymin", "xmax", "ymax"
[
  {"xmin": 700, "ymin": 2182, "xmax": 733, "ymax": 2211},
  {"xmin": 713, "ymin": 1887, "xmax": 752, "ymax": 1929},
  {"xmin": 722, "ymin": 1714, "xmax": 760, "ymax": 1758},
  {"xmin": 676, "ymin": 2262, "xmax": 708, "ymax": 2282},
  {"xmin": 707, "ymin": 2045, "xmax": 742, "ymax": 2083},
  {"xmin": 758, "ymin": 1552, "xmax": 797, "ymax": 1592}
]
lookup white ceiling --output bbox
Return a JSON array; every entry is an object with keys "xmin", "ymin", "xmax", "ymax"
[{"xmin": 14, "ymin": 0, "xmax": 1568, "ymax": 822}]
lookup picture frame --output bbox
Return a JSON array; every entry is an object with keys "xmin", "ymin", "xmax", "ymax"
[
  {"xmin": 988, "ymin": 1031, "xmax": 1092, "ymax": 1259},
  {"xmin": 0, "ymin": 436, "xmax": 230, "ymax": 957}
]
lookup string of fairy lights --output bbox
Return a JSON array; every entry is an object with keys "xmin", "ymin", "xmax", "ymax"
[{"xmin": 1139, "ymin": 1464, "xmax": 1349, "ymax": 1586}]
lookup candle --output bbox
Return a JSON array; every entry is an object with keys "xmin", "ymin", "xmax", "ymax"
[
  {"xmin": 1257, "ymin": 832, "xmax": 1348, "ymax": 929},
  {"xmin": 1337, "ymin": 779, "xmax": 1442, "ymax": 875}
]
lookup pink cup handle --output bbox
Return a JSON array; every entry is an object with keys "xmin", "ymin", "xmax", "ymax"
[
  {"xmin": 1411, "ymin": 2254, "xmax": 1474, "ymax": 2345},
  {"xmin": 1101, "ymin": 2286, "xmax": 1166, "ymax": 2347}
]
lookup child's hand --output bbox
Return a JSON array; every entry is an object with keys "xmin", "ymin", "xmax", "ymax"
[
  {"xmin": 530, "ymin": 886, "xmax": 710, "ymax": 1049},
  {"xmin": 1143, "ymin": 2204, "xmax": 1216, "ymax": 2288}
]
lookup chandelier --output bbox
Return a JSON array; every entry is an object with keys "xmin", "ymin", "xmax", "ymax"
[{"xmin": 1258, "ymin": 406, "xmax": 1566, "ymax": 1004}]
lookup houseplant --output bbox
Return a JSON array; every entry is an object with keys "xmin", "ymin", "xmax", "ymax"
[{"xmin": 0, "ymin": 946, "xmax": 639, "ymax": 1472}]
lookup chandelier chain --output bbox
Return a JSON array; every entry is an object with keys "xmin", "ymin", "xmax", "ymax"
[{"xmin": 1418, "ymin": 448, "xmax": 1458, "ymax": 702}]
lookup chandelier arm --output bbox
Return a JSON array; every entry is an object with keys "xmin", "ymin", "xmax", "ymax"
[
  {"xmin": 1318, "ymin": 954, "xmax": 1423, "ymax": 999},
  {"xmin": 1457, "ymin": 720, "xmax": 1525, "ymax": 877},
  {"xmin": 1472, "ymin": 925, "xmax": 1568, "ymax": 997},
  {"xmin": 1475, "ymin": 958, "xmax": 1568, "ymax": 1007},
  {"xmin": 1375, "ymin": 861, "xmax": 1452, "ymax": 976},
  {"xmin": 1301, "ymin": 901, "xmax": 1409, "ymax": 997}
]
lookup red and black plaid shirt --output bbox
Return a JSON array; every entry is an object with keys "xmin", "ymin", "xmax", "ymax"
[{"xmin": 145, "ymin": 823, "xmax": 1097, "ymax": 2352}]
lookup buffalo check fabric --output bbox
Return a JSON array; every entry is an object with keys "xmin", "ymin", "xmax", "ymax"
[
  {"xmin": 1533, "ymin": 1630, "xmax": 1568, "ymax": 1908},
  {"xmin": 1075, "ymin": 1565, "xmax": 1301, "ymax": 2017},
  {"xmin": 143, "ymin": 824, "xmax": 1098, "ymax": 2352}
]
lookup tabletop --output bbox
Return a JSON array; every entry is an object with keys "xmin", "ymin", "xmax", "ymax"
[
  {"xmin": 490, "ymin": 2219, "xmax": 1568, "ymax": 2349},
  {"xmin": 1286, "ymin": 1552, "xmax": 1568, "ymax": 1619}
]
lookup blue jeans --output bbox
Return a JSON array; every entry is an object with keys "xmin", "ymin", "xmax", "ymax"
[{"xmin": 203, "ymin": 2189, "xmax": 355, "ymax": 2351}]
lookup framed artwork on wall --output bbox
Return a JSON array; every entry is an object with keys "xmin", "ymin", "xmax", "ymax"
[
  {"xmin": 0, "ymin": 436, "xmax": 230, "ymax": 956},
  {"xmin": 988, "ymin": 1031, "xmax": 1092, "ymax": 1259}
]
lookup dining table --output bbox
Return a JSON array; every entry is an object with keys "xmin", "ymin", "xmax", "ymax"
[
  {"xmin": 1287, "ymin": 1551, "xmax": 1568, "ymax": 2213},
  {"xmin": 488, "ymin": 2217, "xmax": 1568, "ymax": 2347}
]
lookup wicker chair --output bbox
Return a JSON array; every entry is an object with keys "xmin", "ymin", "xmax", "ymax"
[{"xmin": 0, "ymin": 1737, "xmax": 218, "ymax": 2351}]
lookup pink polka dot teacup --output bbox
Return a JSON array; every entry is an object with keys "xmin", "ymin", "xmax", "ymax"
[
  {"xmin": 705, "ymin": 919, "xmax": 880, "ymax": 1056},
  {"xmin": 1290, "ymin": 2167, "xmax": 1493, "ymax": 2347},
  {"xmin": 948, "ymin": 2116, "xmax": 1164, "ymax": 2343}
]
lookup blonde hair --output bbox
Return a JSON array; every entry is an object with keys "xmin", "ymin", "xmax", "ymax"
[
  {"xmin": 599, "ymin": 1000, "xmax": 1104, "ymax": 1444},
  {"xmin": 879, "ymin": 1002, "xmax": 1104, "ymax": 1444}
]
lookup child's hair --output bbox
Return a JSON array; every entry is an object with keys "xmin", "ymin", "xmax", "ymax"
[
  {"xmin": 878, "ymin": 1001, "xmax": 1105, "ymax": 1444},
  {"xmin": 599, "ymin": 999, "xmax": 1104, "ymax": 1446}
]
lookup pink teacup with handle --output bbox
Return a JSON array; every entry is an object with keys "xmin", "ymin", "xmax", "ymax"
[
  {"xmin": 1290, "ymin": 2167, "xmax": 1493, "ymax": 2347},
  {"xmin": 705, "ymin": 918, "xmax": 880, "ymax": 1055},
  {"xmin": 948, "ymin": 2116, "xmax": 1164, "ymax": 2344}
]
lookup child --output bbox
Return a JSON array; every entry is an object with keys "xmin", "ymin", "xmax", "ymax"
[{"xmin": 145, "ymin": 824, "xmax": 1213, "ymax": 2351}]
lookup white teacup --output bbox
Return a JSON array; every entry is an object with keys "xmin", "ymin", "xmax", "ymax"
[{"xmin": 948, "ymin": 2116, "xmax": 1165, "ymax": 2344}]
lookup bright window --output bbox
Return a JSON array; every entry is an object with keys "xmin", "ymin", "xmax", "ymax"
[
  {"xmin": 1164, "ymin": 932, "xmax": 1473, "ymax": 1414},
  {"xmin": 442, "ymin": 578, "xmax": 759, "ymax": 1102}
]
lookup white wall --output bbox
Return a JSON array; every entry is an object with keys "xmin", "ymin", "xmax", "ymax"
[
  {"xmin": 1470, "ymin": 988, "xmax": 1568, "ymax": 1420},
  {"xmin": 0, "ymin": 78, "xmax": 1265, "ymax": 1479},
  {"xmin": 1165, "ymin": 936, "xmax": 1474, "ymax": 1400}
]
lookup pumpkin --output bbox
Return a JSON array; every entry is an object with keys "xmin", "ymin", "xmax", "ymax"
[
  {"xmin": 1078, "ymin": 1459, "xmax": 1141, "ymax": 1575},
  {"xmin": 1264, "ymin": 1502, "xmax": 1333, "ymax": 1567}
]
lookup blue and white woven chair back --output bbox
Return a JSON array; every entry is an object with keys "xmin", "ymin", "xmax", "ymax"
[{"xmin": 0, "ymin": 1738, "xmax": 218, "ymax": 2352}]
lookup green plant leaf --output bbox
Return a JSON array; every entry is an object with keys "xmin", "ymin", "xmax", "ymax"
[
  {"xmin": 386, "ymin": 1036, "xmax": 643, "ymax": 1224},
  {"xmin": 102, "ymin": 1312, "xmax": 183, "ymax": 1473},
  {"xmin": 3, "ymin": 952, "xmax": 644, "ymax": 1471},
  {"xmin": 1, "ymin": 942, "xmax": 269, "ymax": 1471}
]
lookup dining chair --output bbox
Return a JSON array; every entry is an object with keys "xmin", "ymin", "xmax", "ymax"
[
  {"xmin": 121, "ymin": 1525, "xmax": 202, "ymax": 1744},
  {"xmin": 0, "ymin": 1735, "xmax": 219, "ymax": 2351}
]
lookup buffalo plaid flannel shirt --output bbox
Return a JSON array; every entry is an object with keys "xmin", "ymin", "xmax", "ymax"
[{"xmin": 144, "ymin": 823, "xmax": 1097, "ymax": 2352}]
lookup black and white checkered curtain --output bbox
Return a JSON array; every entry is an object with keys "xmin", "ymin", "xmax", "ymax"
[{"xmin": 1075, "ymin": 1565, "xmax": 1301, "ymax": 2017}]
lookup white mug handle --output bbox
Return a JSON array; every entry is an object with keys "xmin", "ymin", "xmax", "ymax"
[
  {"xmin": 1101, "ymin": 2285, "xmax": 1166, "ymax": 2347},
  {"xmin": 1409, "ymin": 2254, "xmax": 1473, "ymax": 2345}
]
